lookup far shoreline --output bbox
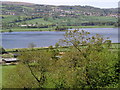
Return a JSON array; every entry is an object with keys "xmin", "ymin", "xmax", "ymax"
[{"xmin": 1, "ymin": 25, "xmax": 116, "ymax": 32}]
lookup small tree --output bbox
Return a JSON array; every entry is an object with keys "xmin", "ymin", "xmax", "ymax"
[
  {"xmin": 28, "ymin": 43, "xmax": 36, "ymax": 49},
  {"xmin": 0, "ymin": 46, "xmax": 6, "ymax": 54},
  {"xmin": 55, "ymin": 43, "xmax": 59, "ymax": 48}
]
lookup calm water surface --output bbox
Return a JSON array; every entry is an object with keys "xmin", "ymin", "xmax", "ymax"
[{"xmin": 2, "ymin": 28, "xmax": 118, "ymax": 49}]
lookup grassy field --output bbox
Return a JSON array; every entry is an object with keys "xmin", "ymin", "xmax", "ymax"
[
  {"xmin": 5, "ymin": 43, "xmax": 120, "ymax": 53},
  {"xmin": 1, "ymin": 27, "xmax": 56, "ymax": 32},
  {"xmin": 2, "ymin": 15, "xmax": 19, "ymax": 23},
  {"xmin": 0, "ymin": 66, "xmax": 2, "ymax": 89},
  {"xmin": 65, "ymin": 25, "xmax": 115, "ymax": 28},
  {"xmin": 1, "ymin": 14, "xmax": 117, "ymax": 33},
  {"xmin": 2, "ymin": 65, "xmax": 16, "ymax": 88},
  {"xmin": 23, "ymin": 18, "xmax": 53, "ymax": 25},
  {"xmin": 1, "ymin": 14, "xmax": 117, "ymax": 27},
  {"xmin": 81, "ymin": 16, "xmax": 117, "ymax": 22}
]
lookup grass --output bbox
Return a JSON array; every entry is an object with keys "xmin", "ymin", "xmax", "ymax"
[
  {"xmin": 2, "ymin": 65, "xmax": 16, "ymax": 88},
  {"xmin": 82, "ymin": 16, "xmax": 117, "ymax": 22},
  {"xmin": 111, "ymin": 43, "xmax": 120, "ymax": 49},
  {"xmin": 5, "ymin": 43, "xmax": 120, "ymax": 53},
  {"xmin": 23, "ymin": 18, "xmax": 53, "ymax": 25},
  {"xmin": 2, "ymin": 15, "xmax": 19, "ymax": 23},
  {"xmin": 65, "ymin": 25, "xmax": 115, "ymax": 28},
  {"xmin": 0, "ymin": 65, "xmax": 2, "ymax": 89},
  {"xmin": 1, "ymin": 27, "xmax": 56, "ymax": 32},
  {"xmin": 1, "ymin": 14, "xmax": 117, "ymax": 25},
  {"xmin": 47, "ymin": 15, "xmax": 117, "ymax": 24},
  {"xmin": 5, "ymin": 47, "xmax": 70, "ymax": 53}
]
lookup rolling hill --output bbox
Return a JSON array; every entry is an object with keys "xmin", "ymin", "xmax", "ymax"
[{"xmin": 1, "ymin": 1, "xmax": 119, "ymax": 30}]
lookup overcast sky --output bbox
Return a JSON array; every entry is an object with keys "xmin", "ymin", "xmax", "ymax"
[{"xmin": 1, "ymin": 0, "xmax": 119, "ymax": 8}]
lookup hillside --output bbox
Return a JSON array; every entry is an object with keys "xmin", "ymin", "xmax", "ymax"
[
  {"xmin": 1, "ymin": 1, "xmax": 118, "ymax": 16},
  {"xmin": 1, "ymin": 1, "xmax": 35, "ymax": 5},
  {"xmin": 1, "ymin": 1, "xmax": 119, "ymax": 31}
]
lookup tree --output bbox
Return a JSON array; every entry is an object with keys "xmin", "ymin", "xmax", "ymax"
[
  {"xmin": 55, "ymin": 43, "xmax": 59, "ymax": 48},
  {"xmin": 0, "ymin": 46, "xmax": 6, "ymax": 54},
  {"xmin": 57, "ymin": 30, "xmax": 118, "ymax": 88},
  {"xmin": 28, "ymin": 43, "xmax": 36, "ymax": 49},
  {"xmin": 5, "ymin": 50, "xmax": 57, "ymax": 88}
]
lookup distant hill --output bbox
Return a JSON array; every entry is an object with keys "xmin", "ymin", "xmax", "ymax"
[
  {"xmin": 1, "ymin": 1, "xmax": 118, "ymax": 16},
  {"xmin": 1, "ymin": 1, "xmax": 35, "ymax": 6},
  {"xmin": 1, "ymin": 1, "xmax": 118, "ymax": 29}
]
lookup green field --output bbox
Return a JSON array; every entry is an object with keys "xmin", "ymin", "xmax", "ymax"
[
  {"xmin": 0, "ymin": 66, "xmax": 2, "ymax": 89},
  {"xmin": 2, "ymin": 15, "xmax": 117, "ymax": 24},
  {"xmin": 1, "ymin": 27, "xmax": 56, "ymax": 32},
  {"xmin": 23, "ymin": 18, "xmax": 53, "ymax": 25},
  {"xmin": 4, "ymin": 43, "xmax": 120, "ymax": 54},
  {"xmin": 2, "ymin": 15, "xmax": 19, "ymax": 23},
  {"xmin": 1, "ymin": 14, "xmax": 117, "ymax": 33},
  {"xmin": 2, "ymin": 65, "xmax": 16, "ymax": 88}
]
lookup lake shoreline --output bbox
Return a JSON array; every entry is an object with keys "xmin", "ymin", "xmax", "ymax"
[{"xmin": 1, "ymin": 25, "xmax": 116, "ymax": 32}]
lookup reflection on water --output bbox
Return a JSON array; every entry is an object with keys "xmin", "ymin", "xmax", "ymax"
[{"xmin": 2, "ymin": 28, "xmax": 118, "ymax": 49}]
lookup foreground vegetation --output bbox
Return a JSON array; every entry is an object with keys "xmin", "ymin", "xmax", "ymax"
[{"xmin": 2, "ymin": 30, "xmax": 119, "ymax": 88}]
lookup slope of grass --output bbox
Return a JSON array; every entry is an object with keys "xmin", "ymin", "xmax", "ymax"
[
  {"xmin": 1, "ymin": 27, "xmax": 56, "ymax": 32},
  {"xmin": 2, "ymin": 65, "xmax": 16, "ymax": 88},
  {"xmin": 22, "ymin": 18, "xmax": 53, "ymax": 25},
  {"xmin": 83, "ymin": 16, "xmax": 117, "ymax": 22},
  {"xmin": 2, "ymin": 15, "xmax": 19, "ymax": 23},
  {"xmin": 0, "ymin": 66, "xmax": 2, "ymax": 89}
]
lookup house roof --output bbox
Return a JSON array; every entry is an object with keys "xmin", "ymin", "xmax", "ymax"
[{"xmin": 2, "ymin": 58, "xmax": 19, "ymax": 62}]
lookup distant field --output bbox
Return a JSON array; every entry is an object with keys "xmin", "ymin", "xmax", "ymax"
[
  {"xmin": 65, "ymin": 25, "xmax": 115, "ymax": 28},
  {"xmin": 47, "ymin": 15, "xmax": 117, "ymax": 24},
  {"xmin": 23, "ymin": 18, "xmax": 53, "ymax": 25},
  {"xmin": 1, "ymin": 15, "xmax": 117, "ymax": 24},
  {"xmin": 1, "ymin": 27, "xmax": 56, "ymax": 32},
  {"xmin": 81, "ymin": 16, "xmax": 117, "ymax": 22},
  {"xmin": 2, "ymin": 15, "xmax": 19, "ymax": 23}
]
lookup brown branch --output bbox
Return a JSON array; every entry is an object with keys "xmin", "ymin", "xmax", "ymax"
[{"xmin": 26, "ymin": 63, "xmax": 41, "ymax": 86}]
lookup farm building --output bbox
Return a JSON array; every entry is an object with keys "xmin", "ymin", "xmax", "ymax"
[{"xmin": 1, "ymin": 58, "xmax": 19, "ymax": 65}]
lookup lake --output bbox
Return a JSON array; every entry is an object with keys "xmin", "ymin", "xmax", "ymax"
[{"xmin": 2, "ymin": 28, "xmax": 118, "ymax": 49}]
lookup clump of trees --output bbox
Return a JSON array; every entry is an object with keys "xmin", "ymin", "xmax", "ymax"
[
  {"xmin": 55, "ymin": 26, "xmax": 68, "ymax": 31},
  {"xmin": 4, "ymin": 30, "xmax": 119, "ymax": 88},
  {"xmin": 0, "ymin": 47, "xmax": 7, "ymax": 54}
]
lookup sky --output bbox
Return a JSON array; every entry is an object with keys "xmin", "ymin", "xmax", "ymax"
[{"xmin": 1, "ymin": 0, "xmax": 119, "ymax": 8}]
